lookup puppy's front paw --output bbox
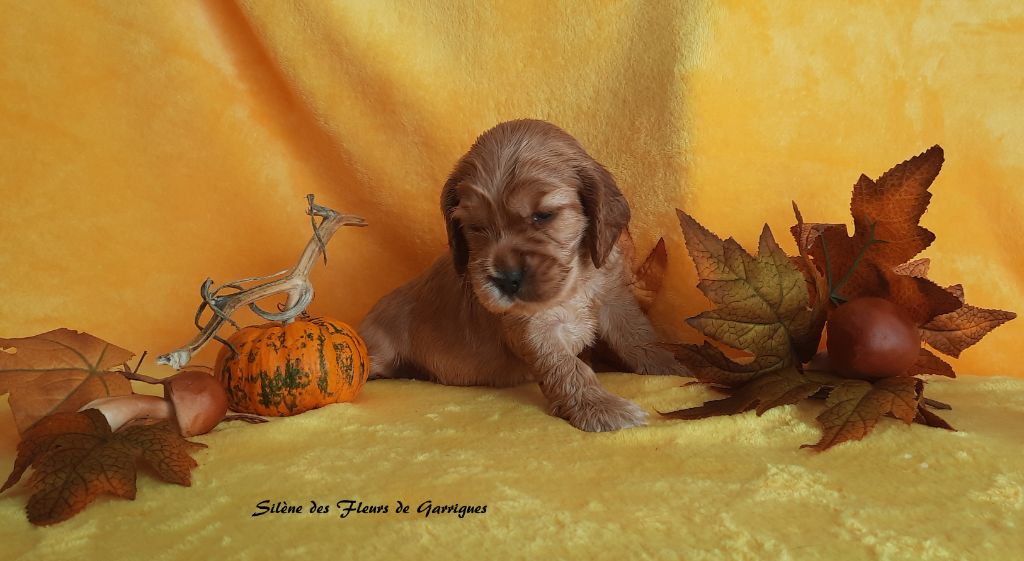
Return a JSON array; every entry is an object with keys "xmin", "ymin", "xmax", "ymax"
[{"xmin": 550, "ymin": 388, "xmax": 647, "ymax": 432}]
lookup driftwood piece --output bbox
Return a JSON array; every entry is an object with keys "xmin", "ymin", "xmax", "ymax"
[{"xmin": 156, "ymin": 195, "xmax": 366, "ymax": 370}]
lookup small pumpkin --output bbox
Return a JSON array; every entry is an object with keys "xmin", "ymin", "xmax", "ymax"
[{"xmin": 214, "ymin": 317, "xmax": 368, "ymax": 416}]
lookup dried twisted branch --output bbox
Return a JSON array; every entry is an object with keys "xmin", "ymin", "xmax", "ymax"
[{"xmin": 156, "ymin": 195, "xmax": 366, "ymax": 370}]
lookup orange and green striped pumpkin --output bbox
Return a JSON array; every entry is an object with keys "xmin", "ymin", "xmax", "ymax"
[{"xmin": 214, "ymin": 318, "xmax": 368, "ymax": 416}]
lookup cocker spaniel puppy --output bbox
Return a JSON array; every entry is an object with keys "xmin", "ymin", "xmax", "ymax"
[{"xmin": 359, "ymin": 119, "xmax": 685, "ymax": 432}]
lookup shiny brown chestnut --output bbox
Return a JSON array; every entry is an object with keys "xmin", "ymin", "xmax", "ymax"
[{"xmin": 826, "ymin": 297, "xmax": 921, "ymax": 379}]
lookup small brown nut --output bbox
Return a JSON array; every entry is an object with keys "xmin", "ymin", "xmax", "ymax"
[
  {"xmin": 164, "ymin": 370, "xmax": 229, "ymax": 437},
  {"xmin": 826, "ymin": 297, "xmax": 920, "ymax": 379}
]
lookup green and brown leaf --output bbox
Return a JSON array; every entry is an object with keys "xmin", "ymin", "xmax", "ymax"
[
  {"xmin": 661, "ymin": 365, "xmax": 840, "ymax": 420},
  {"xmin": 666, "ymin": 210, "xmax": 823, "ymax": 388}
]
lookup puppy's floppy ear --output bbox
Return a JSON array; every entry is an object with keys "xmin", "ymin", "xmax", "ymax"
[
  {"xmin": 441, "ymin": 172, "xmax": 469, "ymax": 274},
  {"xmin": 578, "ymin": 158, "xmax": 630, "ymax": 268}
]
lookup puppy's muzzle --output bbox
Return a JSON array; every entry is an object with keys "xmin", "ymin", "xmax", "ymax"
[{"xmin": 490, "ymin": 268, "xmax": 524, "ymax": 297}]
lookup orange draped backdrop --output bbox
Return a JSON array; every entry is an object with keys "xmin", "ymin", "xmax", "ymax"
[{"xmin": 1, "ymin": 1, "xmax": 1021, "ymax": 377}]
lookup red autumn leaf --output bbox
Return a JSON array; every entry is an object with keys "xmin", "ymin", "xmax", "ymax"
[
  {"xmin": 632, "ymin": 237, "xmax": 668, "ymax": 313},
  {"xmin": 911, "ymin": 348, "xmax": 956, "ymax": 378},
  {"xmin": 0, "ymin": 329, "xmax": 135, "ymax": 434},
  {"xmin": 945, "ymin": 284, "xmax": 965, "ymax": 302},
  {"xmin": 893, "ymin": 258, "xmax": 930, "ymax": 278},
  {"xmin": 803, "ymin": 377, "xmax": 922, "ymax": 451},
  {"xmin": 790, "ymin": 203, "xmax": 831, "ymax": 359},
  {"xmin": 850, "ymin": 149, "xmax": 939, "ymax": 265},
  {"xmin": 1, "ymin": 408, "xmax": 109, "ymax": 493},
  {"xmin": 790, "ymin": 146, "xmax": 962, "ymax": 325},
  {"xmin": 2, "ymin": 409, "xmax": 206, "ymax": 526},
  {"xmin": 914, "ymin": 404, "xmax": 955, "ymax": 431},
  {"xmin": 920, "ymin": 286, "xmax": 1016, "ymax": 358}
]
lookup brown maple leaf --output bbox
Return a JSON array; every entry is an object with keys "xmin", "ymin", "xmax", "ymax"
[
  {"xmin": 2, "ymin": 409, "xmax": 205, "ymax": 526},
  {"xmin": 790, "ymin": 147, "xmax": 962, "ymax": 325},
  {"xmin": 802, "ymin": 376, "xmax": 922, "ymax": 450},
  {"xmin": 0, "ymin": 329, "xmax": 135, "ymax": 434},
  {"xmin": 920, "ymin": 285, "xmax": 1016, "ymax": 358}
]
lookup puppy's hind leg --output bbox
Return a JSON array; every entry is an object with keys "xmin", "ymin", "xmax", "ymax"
[
  {"xmin": 360, "ymin": 326, "xmax": 402, "ymax": 380},
  {"xmin": 358, "ymin": 293, "xmax": 412, "ymax": 381}
]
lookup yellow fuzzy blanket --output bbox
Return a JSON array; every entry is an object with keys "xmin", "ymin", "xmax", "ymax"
[
  {"xmin": 2, "ymin": 375, "xmax": 1023, "ymax": 559},
  {"xmin": 2, "ymin": 1, "xmax": 1023, "ymax": 559}
]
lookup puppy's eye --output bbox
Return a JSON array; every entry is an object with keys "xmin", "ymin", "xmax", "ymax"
[{"xmin": 531, "ymin": 211, "xmax": 555, "ymax": 224}]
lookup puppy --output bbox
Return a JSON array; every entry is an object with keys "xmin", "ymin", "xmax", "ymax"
[{"xmin": 359, "ymin": 119, "xmax": 684, "ymax": 432}]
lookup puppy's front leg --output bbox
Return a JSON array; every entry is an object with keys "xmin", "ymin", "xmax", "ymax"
[
  {"xmin": 541, "ymin": 357, "xmax": 648, "ymax": 432},
  {"xmin": 510, "ymin": 321, "xmax": 647, "ymax": 432},
  {"xmin": 599, "ymin": 285, "xmax": 688, "ymax": 376}
]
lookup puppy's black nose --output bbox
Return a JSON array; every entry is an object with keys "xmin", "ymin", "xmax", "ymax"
[{"xmin": 490, "ymin": 269, "xmax": 524, "ymax": 297}]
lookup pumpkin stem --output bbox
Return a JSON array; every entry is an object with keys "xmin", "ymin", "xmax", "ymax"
[{"xmin": 156, "ymin": 195, "xmax": 367, "ymax": 369}]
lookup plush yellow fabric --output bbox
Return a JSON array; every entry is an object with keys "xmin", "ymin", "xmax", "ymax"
[
  {"xmin": 0, "ymin": 0, "xmax": 1020, "ymax": 375},
  {"xmin": 2, "ymin": 1, "xmax": 1024, "ymax": 558},
  {"xmin": 1, "ymin": 374, "xmax": 1023, "ymax": 559}
]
